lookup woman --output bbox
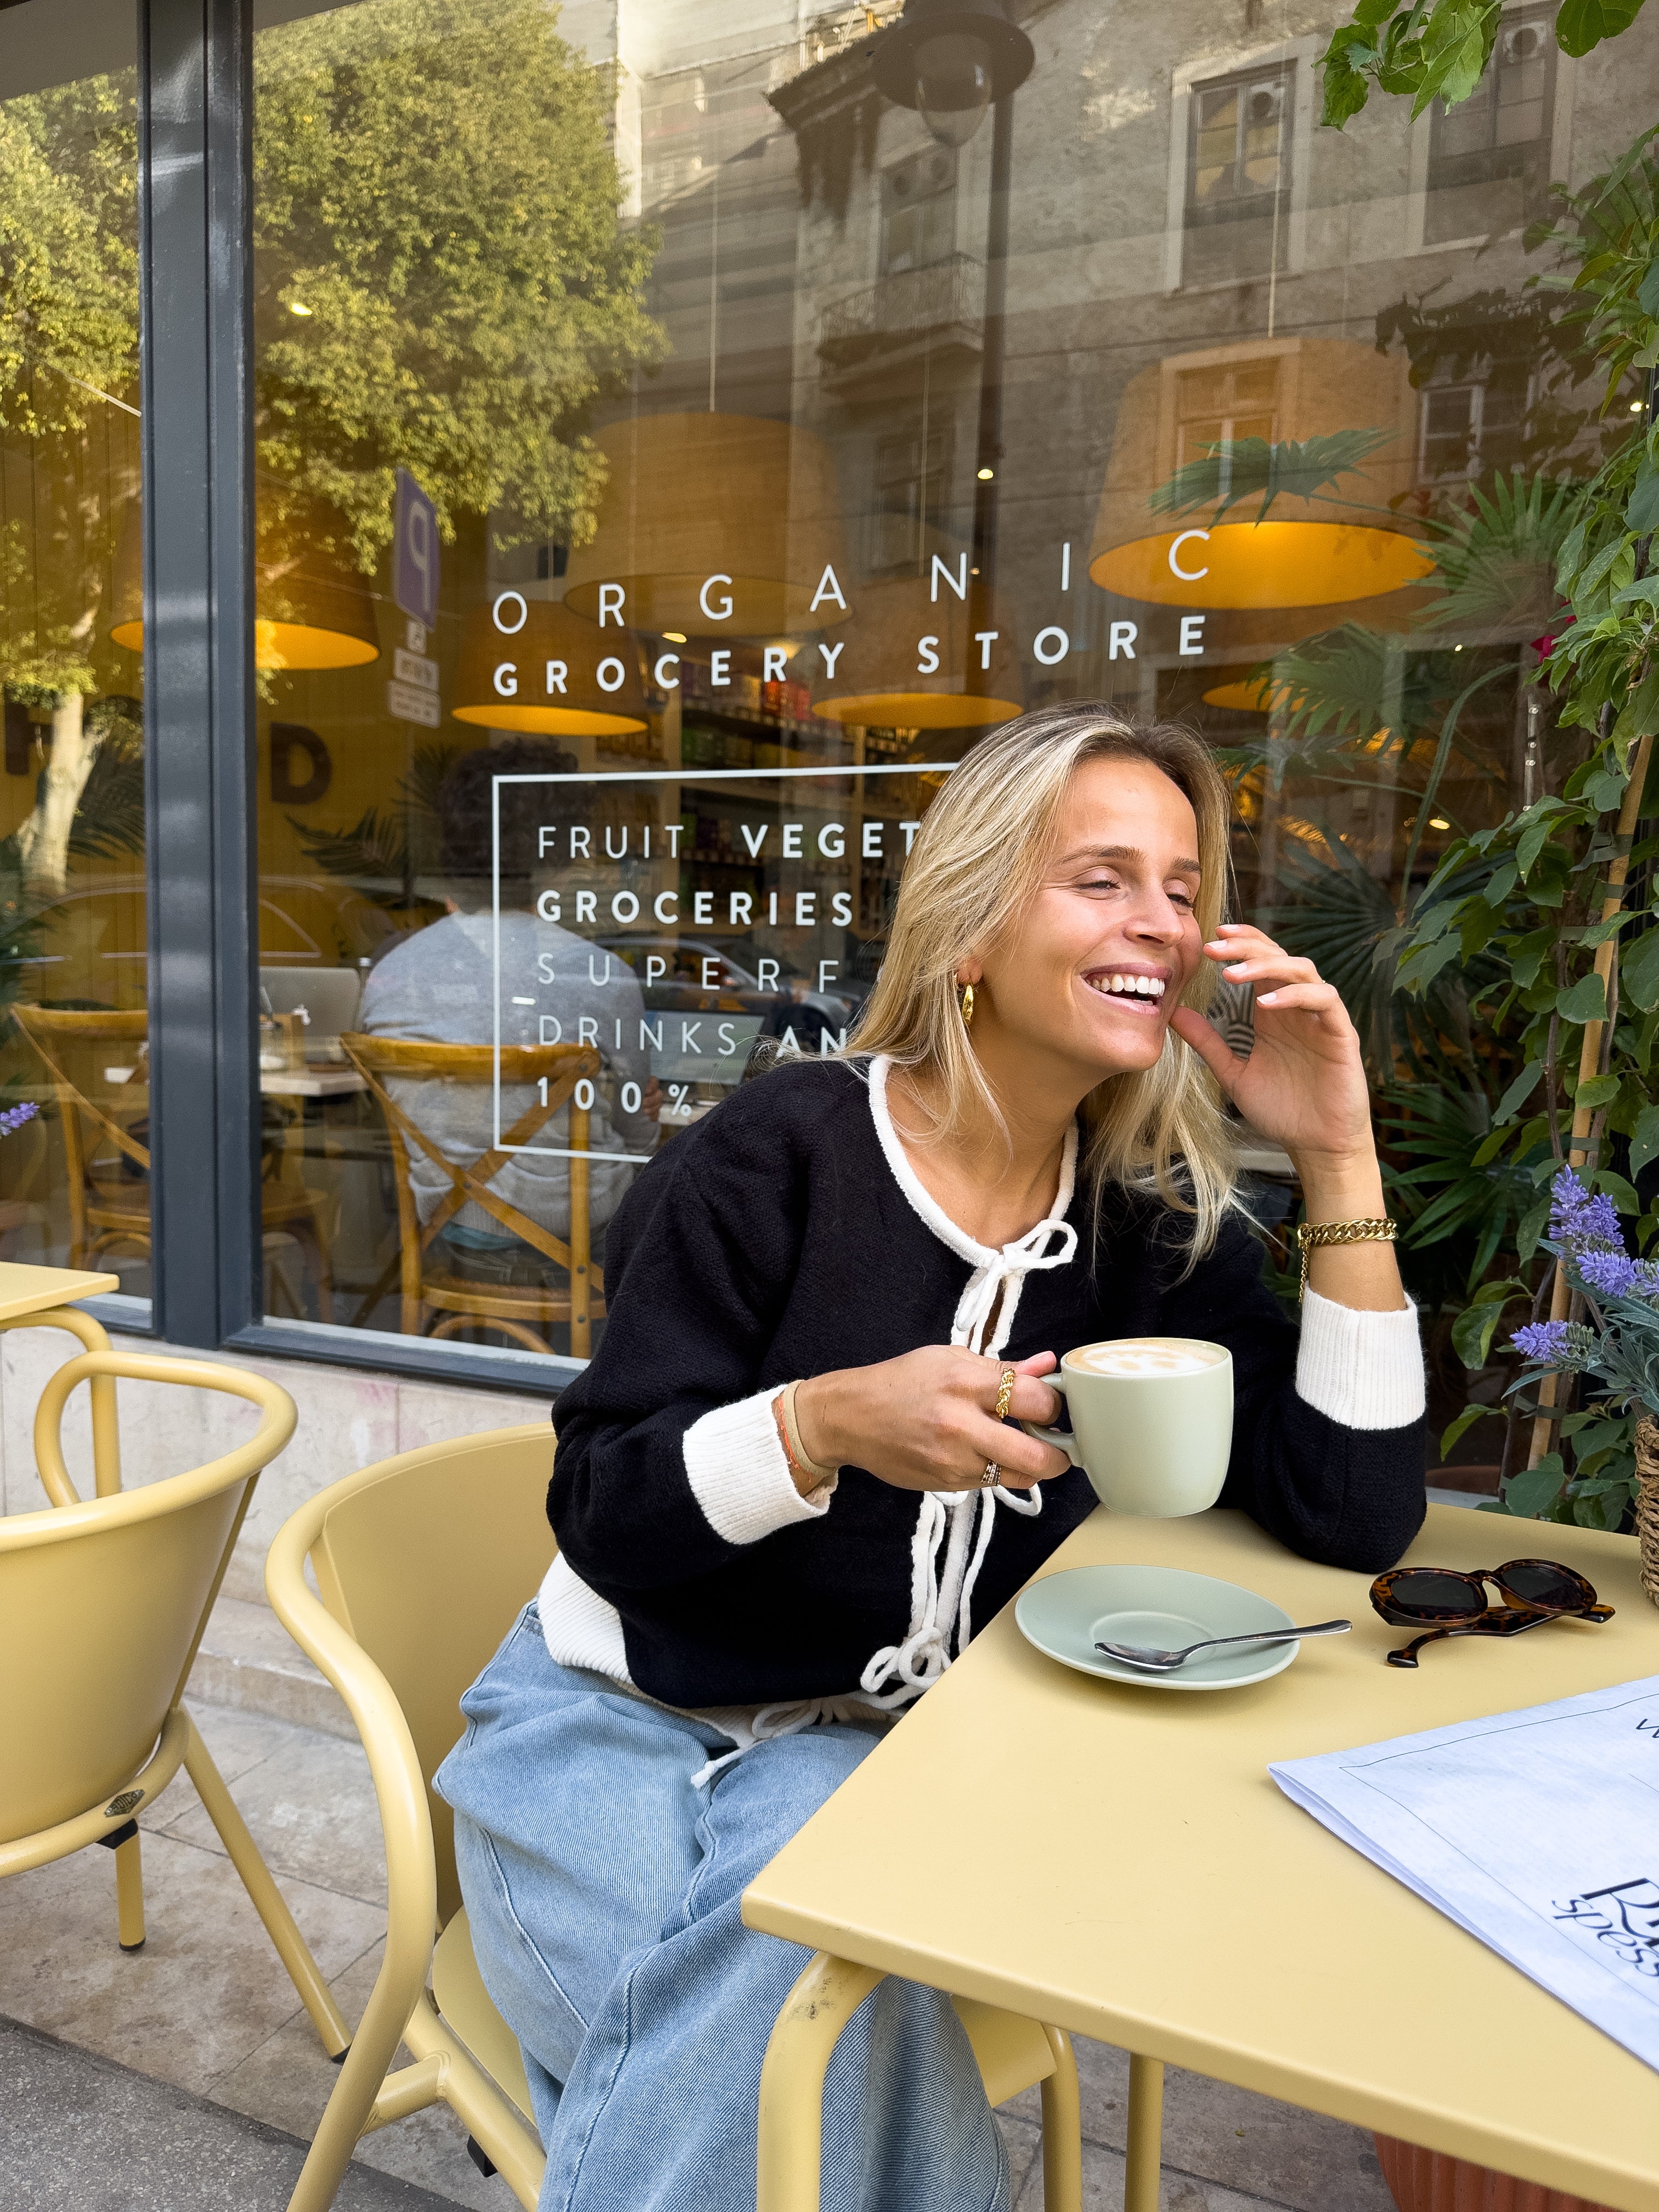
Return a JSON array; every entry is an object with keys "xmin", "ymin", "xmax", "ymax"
[{"xmin": 436, "ymin": 707, "xmax": 1426, "ymax": 2212}]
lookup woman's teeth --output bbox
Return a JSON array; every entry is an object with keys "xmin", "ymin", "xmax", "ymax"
[{"xmin": 1089, "ymin": 973, "xmax": 1166, "ymax": 1000}]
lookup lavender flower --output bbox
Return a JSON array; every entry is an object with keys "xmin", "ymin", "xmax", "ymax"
[
  {"xmin": 0, "ymin": 1101, "xmax": 37, "ymax": 1137},
  {"xmin": 1549, "ymin": 1166, "xmax": 1624, "ymax": 1256},
  {"xmin": 1510, "ymin": 1319, "xmax": 1595, "ymax": 1370},
  {"xmin": 1575, "ymin": 1248, "xmax": 1659, "ymax": 1301}
]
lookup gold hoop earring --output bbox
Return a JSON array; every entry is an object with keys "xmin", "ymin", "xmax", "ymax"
[{"xmin": 960, "ymin": 981, "xmax": 975, "ymax": 1029}]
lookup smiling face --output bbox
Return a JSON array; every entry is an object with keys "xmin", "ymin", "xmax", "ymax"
[{"xmin": 968, "ymin": 754, "xmax": 1206, "ymax": 1090}]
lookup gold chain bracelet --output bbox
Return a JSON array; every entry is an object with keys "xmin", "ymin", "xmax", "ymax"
[{"xmin": 1295, "ymin": 1216, "xmax": 1397, "ymax": 1300}]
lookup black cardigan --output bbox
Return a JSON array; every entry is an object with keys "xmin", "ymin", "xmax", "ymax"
[{"xmin": 547, "ymin": 1058, "xmax": 1425, "ymax": 1707}]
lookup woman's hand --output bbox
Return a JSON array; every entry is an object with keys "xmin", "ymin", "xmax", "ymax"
[
  {"xmin": 794, "ymin": 1347, "xmax": 1070, "ymax": 1495},
  {"xmin": 1169, "ymin": 924, "xmax": 1375, "ymax": 1179},
  {"xmin": 1170, "ymin": 924, "xmax": 1406, "ymax": 1311}
]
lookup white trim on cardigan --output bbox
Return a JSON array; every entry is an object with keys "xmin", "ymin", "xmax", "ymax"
[{"xmin": 857, "ymin": 1056, "xmax": 1081, "ymax": 1708}]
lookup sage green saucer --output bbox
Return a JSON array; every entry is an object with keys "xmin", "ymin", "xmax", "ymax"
[{"xmin": 1015, "ymin": 1564, "xmax": 1299, "ymax": 1691}]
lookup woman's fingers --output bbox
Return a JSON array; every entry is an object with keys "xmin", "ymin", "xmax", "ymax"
[
  {"xmin": 1206, "ymin": 923, "xmax": 1289, "ymax": 957},
  {"xmin": 1254, "ymin": 981, "xmax": 1342, "ymax": 1014},
  {"xmin": 1167, "ymin": 1007, "xmax": 1245, "ymax": 1092},
  {"xmin": 921, "ymin": 1361, "xmax": 1069, "ymax": 1489},
  {"xmin": 970, "ymin": 1411, "xmax": 1069, "ymax": 1487},
  {"xmin": 1216, "ymin": 952, "xmax": 1318, "ymax": 984},
  {"xmin": 823, "ymin": 1345, "xmax": 1077, "ymax": 1495}
]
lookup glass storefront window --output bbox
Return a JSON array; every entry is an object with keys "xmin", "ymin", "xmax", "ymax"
[
  {"xmin": 0, "ymin": 2, "xmax": 146, "ymax": 1292},
  {"xmin": 247, "ymin": 0, "xmax": 1646, "ymax": 1370}
]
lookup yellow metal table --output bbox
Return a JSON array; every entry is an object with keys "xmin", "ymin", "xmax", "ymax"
[
  {"xmin": 0, "ymin": 1260, "xmax": 119, "ymax": 1324},
  {"xmin": 0, "ymin": 1261, "xmax": 122, "ymax": 1493},
  {"xmin": 742, "ymin": 1505, "xmax": 1659, "ymax": 2212}
]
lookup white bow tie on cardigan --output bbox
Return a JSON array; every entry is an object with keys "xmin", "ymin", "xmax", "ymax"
[{"xmin": 859, "ymin": 1057, "xmax": 1080, "ymax": 1709}]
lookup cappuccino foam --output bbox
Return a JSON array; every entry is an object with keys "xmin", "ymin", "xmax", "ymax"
[{"xmin": 1069, "ymin": 1338, "xmax": 1226, "ymax": 1378}]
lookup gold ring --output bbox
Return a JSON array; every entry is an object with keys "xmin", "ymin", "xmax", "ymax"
[
  {"xmin": 994, "ymin": 1366, "xmax": 1016, "ymax": 1420},
  {"xmin": 981, "ymin": 1460, "xmax": 1000, "ymax": 1488}
]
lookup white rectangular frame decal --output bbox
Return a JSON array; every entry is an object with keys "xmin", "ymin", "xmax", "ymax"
[{"xmin": 490, "ymin": 761, "xmax": 958, "ymax": 1162}]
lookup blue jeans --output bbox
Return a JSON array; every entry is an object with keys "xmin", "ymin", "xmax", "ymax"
[{"xmin": 435, "ymin": 1606, "xmax": 1009, "ymax": 2212}]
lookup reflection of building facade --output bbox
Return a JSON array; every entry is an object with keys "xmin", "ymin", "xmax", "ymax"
[
  {"xmin": 0, "ymin": 0, "xmax": 1648, "ymax": 1389},
  {"xmin": 553, "ymin": 0, "xmax": 1627, "ymax": 905}
]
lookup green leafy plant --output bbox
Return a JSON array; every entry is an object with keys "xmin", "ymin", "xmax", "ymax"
[
  {"xmin": 1321, "ymin": 0, "xmax": 1645, "ymax": 131},
  {"xmin": 1386, "ymin": 129, "xmax": 1659, "ymax": 1522}
]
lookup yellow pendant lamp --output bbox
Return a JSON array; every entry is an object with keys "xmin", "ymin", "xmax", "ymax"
[
  {"xmin": 563, "ymin": 413, "xmax": 850, "ymax": 640},
  {"xmin": 452, "ymin": 594, "xmax": 647, "ymax": 738},
  {"xmin": 250, "ymin": 548, "xmax": 382, "ymax": 670},
  {"xmin": 809, "ymin": 572, "xmax": 1023, "ymax": 729},
  {"xmin": 109, "ymin": 499, "xmax": 381, "ymax": 670},
  {"xmin": 1088, "ymin": 339, "xmax": 1434, "ymax": 620}
]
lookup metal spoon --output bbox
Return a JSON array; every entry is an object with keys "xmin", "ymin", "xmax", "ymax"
[{"xmin": 1093, "ymin": 1619, "xmax": 1352, "ymax": 1672}]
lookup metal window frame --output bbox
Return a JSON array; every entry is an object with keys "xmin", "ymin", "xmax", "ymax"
[{"xmin": 133, "ymin": 0, "xmax": 561, "ymax": 1399}]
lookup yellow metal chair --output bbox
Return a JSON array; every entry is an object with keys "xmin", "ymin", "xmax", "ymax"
[
  {"xmin": 0, "ymin": 1346, "xmax": 349, "ymax": 2061},
  {"xmin": 265, "ymin": 1424, "xmax": 1083, "ymax": 2212}
]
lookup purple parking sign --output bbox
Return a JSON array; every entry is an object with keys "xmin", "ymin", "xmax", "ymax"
[{"xmin": 393, "ymin": 468, "xmax": 439, "ymax": 628}]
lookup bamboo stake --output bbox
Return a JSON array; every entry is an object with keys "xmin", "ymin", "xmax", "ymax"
[{"xmin": 1526, "ymin": 727, "xmax": 1655, "ymax": 1468}]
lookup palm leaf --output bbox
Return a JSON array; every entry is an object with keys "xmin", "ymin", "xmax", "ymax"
[
  {"xmin": 1260, "ymin": 833, "xmax": 1398, "ymax": 1015},
  {"xmin": 400, "ymin": 740, "xmax": 460, "ymax": 827},
  {"xmin": 1379, "ymin": 1076, "xmax": 1536, "ymax": 1279},
  {"xmin": 288, "ymin": 806, "xmax": 411, "ymax": 897},
  {"xmin": 1148, "ymin": 427, "xmax": 1397, "ymax": 523},
  {"xmin": 1418, "ymin": 472, "xmax": 1583, "ymax": 636},
  {"xmin": 1236, "ymin": 623, "xmax": 1440, "ymax": 748}
]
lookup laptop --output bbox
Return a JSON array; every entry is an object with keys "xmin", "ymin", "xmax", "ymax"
[{"xmin": 258, "ymin": 966, "xmax": 363, "ymax": 1059}]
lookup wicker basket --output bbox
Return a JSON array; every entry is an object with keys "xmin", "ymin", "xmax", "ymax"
[{"xmin": 1635, "ymin": 1414, "xmax": 1659, "ymax": 1611}]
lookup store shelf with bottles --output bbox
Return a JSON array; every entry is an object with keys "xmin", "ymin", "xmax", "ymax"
[{"xmin": 676, "ymin": 698, "xmax": 856, "ymax": 771}]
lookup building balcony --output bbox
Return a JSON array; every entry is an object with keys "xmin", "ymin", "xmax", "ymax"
[{"xmin": 817, "ymin": 254, "xmax": 986, "ymax": 386}]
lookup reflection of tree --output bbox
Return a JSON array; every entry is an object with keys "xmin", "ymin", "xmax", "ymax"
[
  {"xmin": 0, "ymin": 67, "xmax": 139, "ymax": 896},
  {"xmin": 253, "ymin": 0, "xmax": 664, "ymax": 574},
  {"xmin": 0, "ymin": 0, "xmax": 665, "ymax": 920}
]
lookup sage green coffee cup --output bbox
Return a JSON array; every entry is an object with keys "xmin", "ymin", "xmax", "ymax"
[{"xmin": 1021, "ymin": 1336, "xmax": 1233, "ymax": 1517}]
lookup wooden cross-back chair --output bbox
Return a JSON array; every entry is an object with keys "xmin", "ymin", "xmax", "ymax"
[
  {"xmin": 340, "ymin": 1035, "xmax": 606, "ymax": 1359},
  {"xmin": 12, "ymin": 1005, "xmax": 336, "ymax": 1317},
  {"xmin": 11, "ymin": 1008, "xmax": 150, "ymax": 1268}
]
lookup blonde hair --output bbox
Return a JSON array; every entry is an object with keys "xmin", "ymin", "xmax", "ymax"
[{"xmin": 848, "ymin": 704, "xmax": 1239, "ymax": 1258}]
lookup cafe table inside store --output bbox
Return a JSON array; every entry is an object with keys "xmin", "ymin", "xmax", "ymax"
[{"xmin": 742, "ymin": 1506, "xmax": 1659, "ymax": 2212}]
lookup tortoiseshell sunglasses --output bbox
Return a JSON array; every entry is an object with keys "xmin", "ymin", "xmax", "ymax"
[{"xmin": 1369, "ymin": 1558, "xmax": 1614, "ymax": 1669}]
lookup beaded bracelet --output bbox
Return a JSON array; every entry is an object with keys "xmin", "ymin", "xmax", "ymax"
[{"xmin": 1295, "ymin": 1216, "xmax": 1397, "ymax": 1300}]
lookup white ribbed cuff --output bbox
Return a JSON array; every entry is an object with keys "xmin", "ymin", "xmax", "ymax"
[
  {"xmin": 1295, "ymin": 1286, "xmax": 1425, "ymax": 1431},
  {"xmin": 684, "ymin": 1387, "xmax": 837, "ymax": 1546}
]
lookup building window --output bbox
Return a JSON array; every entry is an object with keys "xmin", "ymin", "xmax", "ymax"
[
  {"xmin": 1418, "ymin": 377, "xmax": 1530, "ymax": 481},
  {"xmin": 1425, "ymin": 9, "xmax": 1554, "ymax": 245},
  {"xmin": 868, "ymin": 424, "xmax": 956, "ymax": 574},
  {"xmin": 1171, "ymin": 357, "xmax": 1282, "ymax": 510},
  {"xmin": 1183, "ymin": 65, "xmax": 1294, "ymax": 285},
  {"xmin": 881, "ymin": 145, "xmax": 956, "ymax": 275}
]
